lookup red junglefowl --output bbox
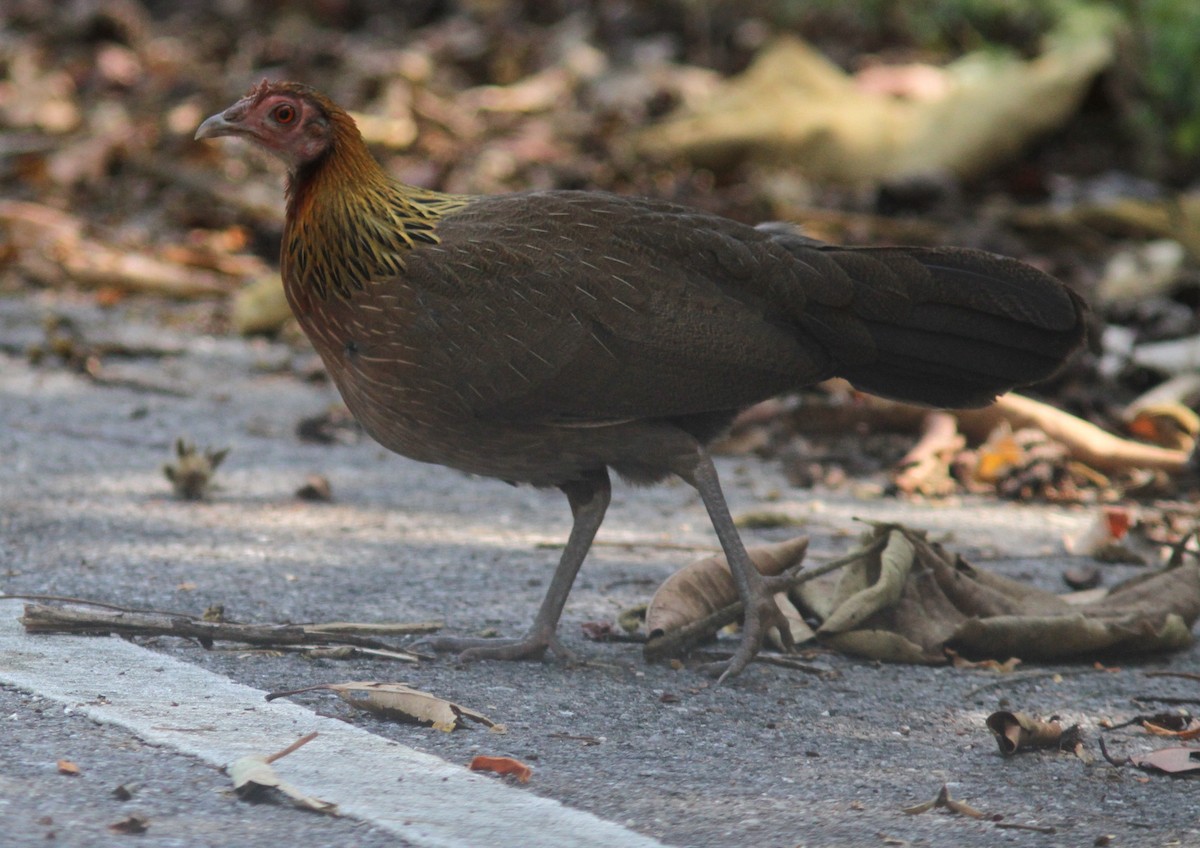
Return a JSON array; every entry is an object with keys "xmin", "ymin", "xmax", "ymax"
[{"xmin": 196, "ymin": 81, "xmax": 1086, "ymax": 680}]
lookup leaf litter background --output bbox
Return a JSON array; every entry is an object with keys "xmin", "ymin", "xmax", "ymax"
[{"xmin": 3, "ymin": 1, "xmax": 1200, "ymax": 846}]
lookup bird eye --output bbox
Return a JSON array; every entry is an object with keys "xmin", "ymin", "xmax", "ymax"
[{"xmin": 273, "ymin": 104, "xmax": 296, "ymax": 125}]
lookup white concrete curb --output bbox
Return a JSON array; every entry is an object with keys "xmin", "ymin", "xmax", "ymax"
[{"xmin": 0, "ymin": 600, "xmax": 666, "ymax": 848}]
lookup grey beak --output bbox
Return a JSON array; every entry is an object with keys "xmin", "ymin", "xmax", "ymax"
[{"xmin": 195, "ymin": 112, "xmax": 239, "ymax": 141}]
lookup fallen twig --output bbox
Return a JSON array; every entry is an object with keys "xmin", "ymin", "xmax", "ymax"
[
  {"xmin": 1143, "ymin": 670, "xmax": 1200, "ymax": 683},
  {"xmin": 265, "ymin": 731, "xmax": 319, "ymax": 764},
  {"xmin": 957, "ymin": 394, "xmax": 1191, "ymax": 476},
  {"xmin": 1097, "ymin": 735, "xmax": 1128, "ymax": 768},
  {"xmin": 539, "ymin": 539, "xmax": 721, "ymax": 553},
  {"xmin": 793, "ymin": 390, "xmax": 1194, "ymax": 477},
  {"xmin": 19, "ymin": 602, "xmax": 439, "ymax": 653},
  {"xmin": 994, "ymin": 822, "xmax": 1057, "ymax": 834}
]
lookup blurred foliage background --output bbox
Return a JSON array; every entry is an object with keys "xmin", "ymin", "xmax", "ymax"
[
  {"xmin": 4, "ymin": 0, "xmax": 1200, "ymax": 447},
  {"xmin": 7, "ymin": 0, "xmax": 1200, "ymax": 503}
]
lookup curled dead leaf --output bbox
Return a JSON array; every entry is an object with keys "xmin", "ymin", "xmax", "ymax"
[
  {"xmin": 818, "ymin": 530, "xmax": 914, "ymax": 636},
  {"xmin": 645, "ymin": 536, "xmax": 809, "ymax": 639},
  {"xmin": 1142, "ymin": 716, "xmax": 1200, "ymax": 739},
  {"xmin": 986, "ymin": 711, "xmax": 1076, "ymax": 755},
  {"xmin": 902, "ymin": 784, "xmax": 985, "ymax": 818},
  {"xmin": 1125, "ymin": 403, "xmax": 1199, "ymax": 452},
  {"xmin": 801, "ymin": 522, "xmax": 1200, "ymax": 664}
]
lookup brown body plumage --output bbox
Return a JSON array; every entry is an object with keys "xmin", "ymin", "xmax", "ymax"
[{"xmin": 197, "ymin": 81, "xmax": 1087, "ymax": 679}]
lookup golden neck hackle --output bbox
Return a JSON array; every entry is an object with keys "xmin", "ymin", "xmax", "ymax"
[{"xmin": 283, "ymin": 101, "xmax": 466, "ymax": 301}]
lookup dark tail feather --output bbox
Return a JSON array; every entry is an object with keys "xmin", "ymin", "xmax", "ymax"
[{"xmin": 770, "ymin": 238, "xmax": 1088, "ymax": 408}]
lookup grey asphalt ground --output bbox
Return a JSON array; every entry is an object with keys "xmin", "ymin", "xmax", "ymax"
[{"xmin": 2, "ymin": 291, "xmax": 1198, "ymax": 848}]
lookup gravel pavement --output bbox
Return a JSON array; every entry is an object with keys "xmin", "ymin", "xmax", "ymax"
[{"xmin": 2, "ymin": 292, "xmax": 1198, "ymax": 848}]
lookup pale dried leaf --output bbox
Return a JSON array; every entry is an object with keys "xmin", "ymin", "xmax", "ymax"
[
  {"xmin": 229, "ymin": 755, "xmax": 339, "ymax": 815},
  {"xmin": 644, "ymin": 537, "xmax": 808, "ymax": 637},
  {"xmin": 793, "ymin": 522, "xmax": 1200, "ymax": 663},
  {"xmin": 818, "ymin": 530, "xmax": 914, "ymax": 634},
  {"xmin": 1129, "ymin": 746, "xmax": 1200, "ymax": 775},
  {"xmin": 328, "ymin": 681, "xmax": 494, "ymax": 732}
]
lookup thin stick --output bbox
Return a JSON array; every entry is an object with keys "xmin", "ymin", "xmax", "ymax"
[
  {"xmin": 1144, "ymin": 671, "xmax": 1200, "ymax": 682},
  {"xmin": 265, "ymin": 732, "xmax": 319, "ymax": 764},
  {"xmin": 3, "ymin": 592, "xmax": 197, "ymax": 618},
  {"xmin": 1097, "ymin": 736, "xmax": 1127, "ymax": 768},
  {"xmin": 994, "ymin": 822, "xmax": 1056, "ymax": 834}
]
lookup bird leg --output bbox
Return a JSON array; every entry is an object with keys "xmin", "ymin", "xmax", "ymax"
[
  {"xmin": 415, "ymin": 468, "xmax": 611, "ymax": 664},
  {"xmin": 675, "ymin": 449, "xmax": 799, "ymax": 681}
]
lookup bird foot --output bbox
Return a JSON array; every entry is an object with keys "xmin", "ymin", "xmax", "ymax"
[
  {"xmin": 699, "ymin": 564, "xmax": 804, "ymax": 683},
  {"xmin": 413, "ymin": 628, "xmax": 577, "ymax": 664}
]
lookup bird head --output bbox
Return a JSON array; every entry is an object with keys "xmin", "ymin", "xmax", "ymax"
[{"xmin": 195, "ymin": 81, "xmax": 337, "ymax": 170}]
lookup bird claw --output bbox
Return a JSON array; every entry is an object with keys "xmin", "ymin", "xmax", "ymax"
[
  {"xmin": 699, "ymin": 567, "xmax": 802, "ymax": 682},
  {"xmin": 412, "ymin": 629, "xmax": 577, "ymax": 664}
]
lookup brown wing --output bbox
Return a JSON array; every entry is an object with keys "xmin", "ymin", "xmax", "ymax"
[
  {"xmin": 397, "ymin": 191, "xmax": 829, "ymax": 424},
  {"xmin": 394, "ymin": 189, "xmax": 1085, "ymax": 424}
]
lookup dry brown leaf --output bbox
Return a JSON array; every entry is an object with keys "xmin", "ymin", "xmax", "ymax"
[
  {"xmin": 107, "ymin": 815, "xmax": 149, "ymax": 834},
  {"xmin": 902, "ymin": 784, "xmax": 985, "ymax": 818},
  {"xmin": 270, "ymin": 681, "xmax": 494, "ymax": 732},
  {"xmin": 56, "ymin": 759, "xmax": 80, "ymax": 776},
  {"xmin": 1129, "ymin": 746, "xmax": 1200, "ymax": 775},
  {"xmin": 733, "ymin": 510, "xmax": 806, "ymax": 529},
  {"xmin": 796, "ymin": 522, "xmax": 1200, "ymax": 664},
  {"xmin": 230, "ymin": 756, "xmax": 339, "ymax": 815},
  {"xmin": 469, "ymin": 755, "xmax": 533, "ymax": 782},
  {"xmin": 229, "ymin": 733, "xmax": 339, "ymax": 816},
  {"xmin": 1143, "ymin": 718, "xmax": 1200, "ymax": 740},
  {"xmin": 818, "ymin": 530, "xmax": 914, "ymax": 636},
  {"xmin": 0, "ymin": 200, "xmax": 236, "ymax": 299},
  {"xmin": 974, "ymin": 425, "xmax": 1026, "ymax": 483},
  {"xmin": 986, "ymin": 711, "xmax": 1069, "ymax": 755},
  {"xmin": 644, "ymin": 536, "xmax": 809, "ymax": 638},
  {"xmin": 332, "ymin": 682, "xmax": 495, "ymax": 731}
]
